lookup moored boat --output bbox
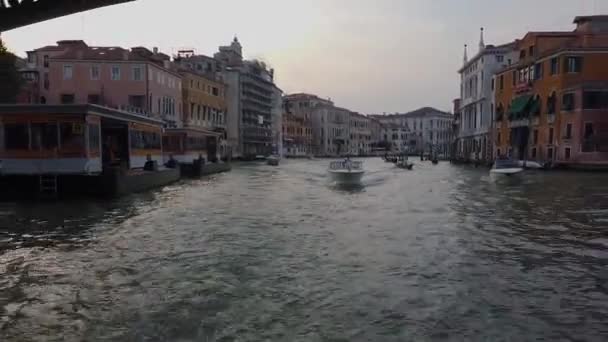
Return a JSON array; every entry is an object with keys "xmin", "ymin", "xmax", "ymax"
[{"xmin": 328, "ymin": 159, "xmax": 364, "ymax": 185}]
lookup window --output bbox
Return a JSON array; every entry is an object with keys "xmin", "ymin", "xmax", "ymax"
[
  {"xmin": 584, "ymin": 123, "xmax": 594, "ymax": 139},
  {"xmin": 547, "ymin": 93, "xmax": 557, "ymax": 114},
  {"xmin": 533, "ymin": 129, "xmax": 538, "ymax": 145},
  {"xmin": 29, "ymin": 123, "xmax": 58, "ymax": 150},
  {"xmin": 496, "ymin": 55, "xmax": 504, "ymax": 63},
  {"xmin": 512, "ymin": 70, "xmax": 517, "ymax": 86},
  {"xmin": 4, "ymin": 124, "xmax": 29, "ymax": 149},
  {"xmin": 212, "ymin": 87, "xmax": 219, "ymax": 96},
  {"xmin": 148, "ymin": 68, "xmax": 153, "ymax": 81},
  {"xmin": 130, "ymin": 130, "xmax": 161, "ymax": 150},
  {"xmin": 491, "ymin": 78, "xmax": 495, "ymax": 91},
  {"xmin": 566, "ymin": 123, "xmax": 572, "ymax": 139},
  {"xmin": 63, "ymin": 65, "xmax": 73, "ymax": 80},
  {"xmin": 499, "ymin": 75, "xmax": 504, "ymax": 90},
  {"xmin": 520, "ymin": 49, "xmax": 526, "ymax": 59},
  {"xmin": 88, "ymin": 94, "xmax": 100, "ymax": 104},
  {"xmin": 90, "ymin": 65, "xmax": 100, "ymax": 80},
  {"xmin": 565, "ymin": 147, "xmax": 571, "ymax": 160},
  {"xmin": 548, "ymin": 128, "xmax": 554, "ymax": 144},
  {"xmin": 550, "ymin": 58, "xmax": 559, "ymax": 75},
  {"xmin": 529, "ymin": 46, "xmax": 535, "ymax": 57},
  {"xmin": 583, "ymin": 91, "xmax": 608, "ymax": 109},
  {"xmin": 61, "ymin": 94, "xmax": 75, "ymax": 104},
  {"xmin": 531, "ymin": 147, "xmax": 537, "ymax": 159},
  {"xmin": 548, "ymin": 147, "xmax": 554, "ymax": 160},
  {"xmin": 111, "ymin": 66, "xmax": 121, "ymax": 80},
  {"xmin": 132, "ymin": 66, "xmax": 143, "ymax": 81},
  {"xmin": 43, "ymin": 55, "xmax": 49, "ymax": 68},
  {"xmin": 532, "ymin": 96, "xmax": 542, "ymax": 116},
  {"xmin": 562, "ymin": 93, "xmax": 575, "ymax": 111},
  {"xmin": 43, "ymin": 72, "xmax": 49, "ymax": 90},
  {"xmin": 60, "ymin": 122, "xmax": 85, "ymax": 150},
  {"xmin": 88, "ymin": 124, "xmax": 100, "ymax": 152},
  {"xmin": 566, "ymin": 56, "xmax": 583, "ymax": 73},
  {"xmin": 534, "ymin": 63, "xmax": 543, "ymax": 80},
  {"xmin": 497, "ymin": 132, "xmax": 502, "ymax": 144}
]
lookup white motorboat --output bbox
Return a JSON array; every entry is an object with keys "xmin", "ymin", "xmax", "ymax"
[
  {"xmin": 517, "ymin": 160, "xmax": 544, "ymax": 169},
  {"xmin": 491, "ymin": 159, "xmax": 524, "ymax": 175},
  {"xmin": 328, "ymin": 159, "xmax": 365, "ymax": 185}
]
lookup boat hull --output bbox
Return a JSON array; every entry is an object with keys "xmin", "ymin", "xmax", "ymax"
[
  {"xmin": 328, "ymin": 170, "xmax": 364, "ymax": 185},
  {"xmin": 490, "ymin": 168, "xmax": 524, "ymax": 175}
]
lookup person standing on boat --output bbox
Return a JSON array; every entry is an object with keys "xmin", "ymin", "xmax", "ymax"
[{"xmin": 344, "ymin": 156, "xmax": 352, "ymax": 171}]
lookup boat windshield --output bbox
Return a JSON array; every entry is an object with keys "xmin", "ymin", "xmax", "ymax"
[
  {"xmin": 495, "ymin": 159, "xmax": 520, "ymax": 168},
  {"xmin": 330, "ymin": 161, "xmax": 363, "ymax": 170}
]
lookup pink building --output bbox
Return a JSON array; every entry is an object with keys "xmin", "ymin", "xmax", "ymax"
[{"xmin": 27, "ymin": 40, "xmax": 183, "ymax": 128}]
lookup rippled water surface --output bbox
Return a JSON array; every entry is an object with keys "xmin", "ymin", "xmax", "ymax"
[{"xmin": 1, "ymin": 159, "xmax": 608, "ymax": 341}]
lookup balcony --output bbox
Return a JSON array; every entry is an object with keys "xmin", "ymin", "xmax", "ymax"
[{"xmin": 509, "ymin": 119, "xmax": 530, "ymax": 128}]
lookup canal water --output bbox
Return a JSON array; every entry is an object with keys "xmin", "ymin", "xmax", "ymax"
[{"xmin": 1, "ymin": 159, "xmax": 607, "ymax": 341}]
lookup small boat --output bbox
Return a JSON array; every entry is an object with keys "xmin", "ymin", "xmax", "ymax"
[
  {"xmin": 267, "ymin": 155, "xmax": 280, "ymax": 166},
  {"xmin": 491, "ymin": 159, "xmax": 524, "ymax": 176},
  {"xmin": 328, "ymin": 159, "xmax": 365, "ymax": 185}
]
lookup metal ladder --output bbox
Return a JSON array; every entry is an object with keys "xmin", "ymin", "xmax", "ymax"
[{"xmin": 39, "ymin": 175, "xmax": 58, "ymax": 198}]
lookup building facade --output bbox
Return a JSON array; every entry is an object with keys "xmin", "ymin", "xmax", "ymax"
[
  {"xmin": 349, "ymin": 112, "xmax": 373, "ymax": 156},
  {"xmin": 495, "ymin": 16, "xmax": 608, "ymax": 168},
  {"xmin": 312, "ymin": 105, "xmax": 351, "ymax": 156},
  {"xmin": 179, "ymin": 69, "xmax": 229, "ymax": 158},
  {"xmin": 30, "ymin": 41, "xmax": 183, "ymax": 128},
  {"xmin": 282, "ymin": 93, "xmax": 331, "ymax": 157},
  {"xmin": 457, "ymin": 29, "xmax": 517, "ymax": 163},
  {"xmin": 371, "ymin": 107, "xmax": 454, "ymax": 156},
  {"xmin": 216, "ymin": 38, "xmax": 281, "ymax": 158}
]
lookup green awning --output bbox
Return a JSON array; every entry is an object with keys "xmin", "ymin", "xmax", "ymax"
[{"xmin": 509, "ymin": 95, "xmax": 533, "ymax": 115}]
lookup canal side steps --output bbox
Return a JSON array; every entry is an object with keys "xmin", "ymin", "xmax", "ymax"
[{"xmin": 38, "ymin": 175, "xmax": 58, "ymax": 198}]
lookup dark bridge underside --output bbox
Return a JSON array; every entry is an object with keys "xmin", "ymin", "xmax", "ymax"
[{"xmin": 0, "ymin": 0, "xmax": 135, "ymax": 32}]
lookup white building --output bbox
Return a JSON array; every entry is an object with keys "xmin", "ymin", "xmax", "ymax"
[
  {"xmin": 312, "ymin": 105, "xmax": 351, "ymax": 156},
  {"xmin": 457, "ymin": 28, "xmax": 517, "ymax": 163},
  {"xmin": 349, "ymin": 113, "xmax": 373, "ymax": 156},
  {"xmin": 372, "ymin": 107, "xmax": 453, "ymax": 156},
  {"xmin": 216, "ymin": 37, "xmax": 281, "ymax": 158}
]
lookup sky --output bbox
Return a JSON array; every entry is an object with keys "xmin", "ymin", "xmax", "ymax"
[{"xmin": 3, "ymin": 0, "xmax": 607, "ymax": 114}]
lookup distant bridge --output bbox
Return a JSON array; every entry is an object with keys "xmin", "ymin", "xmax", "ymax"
[{"xmin": 0, "ymin": 0, "xmax": 136, "ymax": 32}]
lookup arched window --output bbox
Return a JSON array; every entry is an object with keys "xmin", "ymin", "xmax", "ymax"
[
  {"xmin": 547, "ymin": 92, "xmax": 557, "ymax": 115},
  {"xmin": 533, "ymin": 95, "xmax": 542, "ymax": 116}
]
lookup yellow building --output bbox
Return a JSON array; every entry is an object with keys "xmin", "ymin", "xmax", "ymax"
[{"xmin": 180, "ymin": 70, "xmax": 229, "ymax": 158}]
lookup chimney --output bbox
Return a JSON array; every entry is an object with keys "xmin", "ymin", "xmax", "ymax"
[
  {"xmin": 153, "ymin": 47, "xmax": 159, "ymax": 54},
  {"xmin": 122, "ymin": 50, "xmax": 129, "ymax": 60},
  {"xmin": 163, "ymin": 60, "xmax": 170, "ymax": 69}
]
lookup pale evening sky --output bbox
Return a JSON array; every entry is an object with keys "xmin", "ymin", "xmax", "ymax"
[{"xmin": 3, "ymin": 0, "xmax": 606, "ymax": 114}]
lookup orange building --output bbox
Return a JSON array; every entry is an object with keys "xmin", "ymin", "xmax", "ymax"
[
  {"xmin": 282, "ymin": 94, "xmax": 321, "ymax": 157},
  {"xmin": 494, "ymin": 16, "xmax": 608, "ymax": 169},
  {"xmin": 282, "ymin": 112, "xmax": 312, "ymax": 157}
]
